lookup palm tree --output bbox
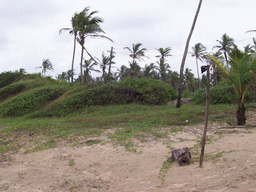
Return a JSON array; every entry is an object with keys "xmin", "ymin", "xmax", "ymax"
[
  {"xmin": 127, "ymin": 61, "xmax": 143, "ymax": 78},
  {"xmin": 124, "ymin": 43, "xmax": 148, "ymax": 64},
  {"xmin": 95, "ymin": 52, "xmax": 112, "ymax": 83},
  {"xmin": 244, "ymin": 44, "xmax": 255, "ymax": 57},
  {"xmin": 59, "ymin": 12, "xmax": 79, "ymax": 82},
  {"xmin": 36, "ymin": 59, "xmax": 53, "ymax": 77},
  {"xmin": 208, "ymin": 46, "xmax": 256, "ymax": 125},
  {"xmin": 177, "ymin": 0, "xmax": 203, "ymax": 108},
  {"xmin": 143, "ymin": 63, "xmax": 158, "ymax": 79},
  {"xmin": 184, "ymin": 68, "xmax": 197, "ymax": 92},
  {"xmin": 117, "ymin": 65, "xmax": 129, "ymax": 80},
  {"xmin": 205, "ymin": 50, "xmax": 224, "ymax": 86},
  {"xmin": 156, "ymin": 47, "xmax": 172, "ymax": 82},
  {"xmin": 107, "ymin": 46, "xmax": 116, "ymax": 82},
  {"xmin": 66, "ymin": 70, "xmax": 74, "ymax": 82},
  {"xmin": 57, "ymin": 72, "xmax": 68, "ymax": 82},
  {"xmin": 214, "ymin": 33, "xmax": 234, "ymax": 66},
  {"xmin": 83, "ymin": 58, "xmax": 100, "ymax": 84},
  {"xmin": 76, "ymin": 7, "xmax": 112, "ymax": 85},
  {"xmin": 190, "ymin": 43, "xmax": 206, "ymax": 86}
]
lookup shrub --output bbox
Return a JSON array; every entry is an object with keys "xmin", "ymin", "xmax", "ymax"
[
  {"xmin": 0, "ymin": 85, "xmax": 67, "ymax": 117},
  {"xmin": 0, "ymin": 80, "xmax": 46, "ymax": 102},
  {"xmin": 28, "ymin": 78, "xmax": 176, "ymax": 117},
  {"xmin": 0, "ymin": 71, "xmax": 25, "ymax": 88},
  {"xmin": 192, "ymin": 84, "xmax": 236, "ymax": 104},
  {"xmin": 118, "ymin": 78, "xmax": 177, "ymax": 104}
]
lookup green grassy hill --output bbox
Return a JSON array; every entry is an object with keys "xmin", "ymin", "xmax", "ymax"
[{"xmin": 0, "ymin": 74, "xmax": 177, "ymax": 118}]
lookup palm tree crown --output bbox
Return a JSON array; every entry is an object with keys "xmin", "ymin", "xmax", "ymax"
[
  {"xmin": 191, "ymin": 43, "xmax": 206, "ymax": 86},
  {"xmin": 156, "ymin": 47, "xmax": 172, "ymax": 82},
  {"xmin": 214, "ymin": 33, "xmax": 234, "ymax": 65},
  {"xmin": 36, "ymin": 59, "xmax": 53, "ymax": 77},
  {"xmin": 124, "ymin": 43, "xmax": 148, "ymax": 64}
]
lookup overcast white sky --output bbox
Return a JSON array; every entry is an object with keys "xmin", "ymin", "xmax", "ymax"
[{"xmin": 1, "ymin": 0, "xmax": 256, "ymax": 79}]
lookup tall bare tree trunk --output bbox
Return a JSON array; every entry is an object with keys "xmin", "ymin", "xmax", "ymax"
[
  {"xmin": 80, "ymin": 45, "xmax": 84, "ymax": 85},
  {"xmin": 199, "ymin": 65, "xmax": 209, "ymax": 168},
  {"xmin": 71, "ymin": 34, "xmax": 77, "ymax": 83},
  {"xmin": 196, "ymin": 58, "xmax": 200, "ymax": 87},
  {"xmin": 176, "ymin": 0, "xmax": 203, "ymax": 108},
  {"xmin": 107, "ymin": 46, "xmax": 114, "ymax": 82}
]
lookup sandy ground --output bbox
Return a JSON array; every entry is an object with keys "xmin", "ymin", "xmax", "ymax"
[{"xmin": 1, "ymin": 112, "xmax": 256, "ymax": 192}]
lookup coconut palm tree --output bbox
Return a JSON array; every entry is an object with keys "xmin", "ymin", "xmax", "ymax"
[
  {"xmin": 127, "ymin": 61, "xmax": 143, "ymax": 78},
  {"xmin": 117, "ymin": 65, "xmax": 129, "ymax": 80},
  {"xmin": 36, "ymin": 59, "xmax": 53, "ymax": 77},
  {"xmin": 57, "ymin": 72, "xmax": 68, "ymax": 82},
  {"xmin": 177, "ymin": 0, "xmax": 203, "ymax": 108},
  {"xmin": 156, "ymin": 47, "xmax": 172, "ymax": 82},
  {"xmin": 95, "ymin": 52, "xmax": 112, "ymax": 83},
  {"xmin": 59, "ymin": 12, "xmax": 79, "ymax": 82},
  {"xmin": 205, "ymin": 50, "xmax": 224, "ymax": 86},
  {"xmin": 143, "ymin": 63, "xmax": 158, "ymax": 79},
  {"xmin": 107, "ymin": 46, "xmax": 116, "ymax": 82},
  {"xmin": 208, "ymin": 46, "xmax": 256, "ymax": 125},
  {"xmin": 124, "ymin": 43, "xmax": 148, "ymax": 64},
  {"xmin": 76, "ymin": 7, "xmax": 112, "ymax": 85},
  {"xmin": 83, "ymin": 58, "xmax": 100, "ymax": 84},
  {"xmin": 244, "ymin": 44, "xmax": 255, "ymax": 57},
  {"xmin": 191, "ymin": 43, "xmax": 207, "ymax": 86},
  {"xmin": 214, "ymin": 33, "xmax": 234, "ymax": 66}
]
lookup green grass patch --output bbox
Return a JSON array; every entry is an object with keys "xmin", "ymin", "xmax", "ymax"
[{"xmin": 0, "ymin": 103, "xmax": 238, "ymax": 154}]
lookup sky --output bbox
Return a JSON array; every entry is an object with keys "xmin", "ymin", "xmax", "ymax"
[{"xmin": 1, "ymin": 0, "xmax": 256, "ymax": 79}]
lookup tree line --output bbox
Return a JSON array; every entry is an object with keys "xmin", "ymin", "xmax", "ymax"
[{"xmin": 11, "ymin": 4, "xmax": 256, "ymax": 125}]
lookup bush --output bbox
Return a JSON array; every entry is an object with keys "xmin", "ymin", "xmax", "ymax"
[
  {"xmin": 192, "ymin": 84, "xmax": 236, "ymax": 104},
  {"xmin": 118, "ymin": 78, "xmax": 177, "ymax": 104},
  {"xmin": 0, "ymin": 71, "xmax": 25, "ymax": 88},
  {"xmin": 0, "ymin": 80, "xmax": 46, "ymax": 102},
  {"xmin": 0, "ymin": 85, "xmax": 67, "ymax": 117},
  {"xmin": 28, "ymin": 78, "xmax": 176, "ymax": 117}
]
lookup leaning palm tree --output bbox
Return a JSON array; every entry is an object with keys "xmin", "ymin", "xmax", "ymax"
[
  {"xmin": 124, "ymin": 43, "xmax": 148, "ymax": 64},
  {"xmin": 76, "ymin": 7, "xmax": 113, "ymax": 85},
  {"xmin": 177, "ymin": 0, "xmax": 203, "ymax": 108},
  {"xmin": 36, "ymin": 59, "xmax": 53, "ymax": 77},
  {"xmin": 59, "ymin": 12, "xmax": 79, "ymax": 82},
  {"xmin": 156, "ymin": 47, "xmax": 172, "ymax": 82},
  {"xmin": 214, "ymin": 33, "xmax": 234, "ymax": 66},
  {"xmin": 190, "ymin": 43, "xmax": 207, "ymax": 86},
  {"xmin": 208, "ymin": 46, "xmax": 256, "ymax": 125}
]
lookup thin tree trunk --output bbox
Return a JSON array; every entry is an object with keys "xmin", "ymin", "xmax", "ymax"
[
  {"xmin": 71, "ymin": 34, "xmax": 77, "ymax": 83},
  {"xmin": 80, "ymin": 45, "xmax": 84, "ymax": 85},
  {"xmin": 199, "ymin": 65, "xmax": 210, "ymax": 168},
  {"xmin": 196, "ymin": 58, "xmax": 200, "ymax": 87},
  {"xmin": 176, "ymin": 0, "xmax": 203, "ymax": 108},
  {"xmin": 107, "ymin": 46, "xmax": 114, "ymax": 82},
  {"xmin": 224, "ymin": 51, "xmax": 229, "ymax": 67},
  {"xmin": 237, "ymin": 102, "xmax": 246, "ymax": 125}
]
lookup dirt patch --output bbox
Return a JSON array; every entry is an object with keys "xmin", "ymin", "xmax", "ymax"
[{"xmin": 1, "ymin": 112, "xmax": 256, "ymax": 191}]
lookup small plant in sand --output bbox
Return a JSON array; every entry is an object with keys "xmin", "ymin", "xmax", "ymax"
[{"xmin": 69, "ymin": 159, "xmax": 75, "ymax": 166}]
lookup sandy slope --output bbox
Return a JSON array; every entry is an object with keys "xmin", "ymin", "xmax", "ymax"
[{"xmin": 1, "ymin": 112, "xmax": 256, "ymax": 192}]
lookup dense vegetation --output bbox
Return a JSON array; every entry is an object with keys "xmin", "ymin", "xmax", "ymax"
[{"xmin": 0, "ymin": 73, "xmax": 177, "ymax": 118}]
